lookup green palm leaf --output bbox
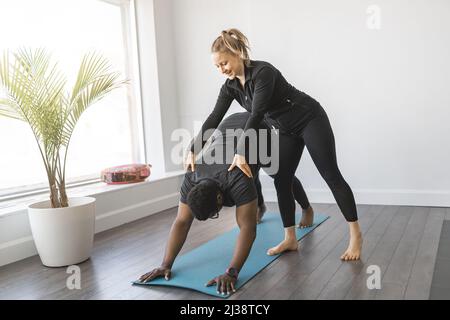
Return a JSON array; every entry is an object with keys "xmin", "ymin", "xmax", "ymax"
[
  {"xmin": 0, "ymin": 48, "xmax": 125, "ymax": 208},
  {"xmin": 63, "ymin": 53, "xmax": 126, "ymax": 146}
]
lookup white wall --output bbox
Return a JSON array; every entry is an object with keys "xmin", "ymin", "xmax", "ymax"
[
  {"xmin": 152, "ymin": 0, "xmax": 182, "ymax": 172},
  {"xmin": 135, "ymin": 0, "xmax": 181, "ymax": 173},
  {"xmin": 167, "ymin": 0, "xmax": 450, "ymax": 206}
]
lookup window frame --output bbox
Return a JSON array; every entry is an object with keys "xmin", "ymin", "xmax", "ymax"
[{"xmin": 0, "ymin": 0, "xmax": 146, "ymax": 203}]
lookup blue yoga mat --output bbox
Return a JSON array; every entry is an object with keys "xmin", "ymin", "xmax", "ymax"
[{"xmin": 133, "ymin": 212, "xmax": 329, "ymax": 298}]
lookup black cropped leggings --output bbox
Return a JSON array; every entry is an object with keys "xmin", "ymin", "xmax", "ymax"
[{"xmin": 272, "ymin": 113, "xmax": 358, "ymax": 227}]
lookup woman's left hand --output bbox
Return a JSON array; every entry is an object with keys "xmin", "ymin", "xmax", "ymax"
[{"xmin": 228, "ymin": 154, "xmax": 253, "ymax": 178}]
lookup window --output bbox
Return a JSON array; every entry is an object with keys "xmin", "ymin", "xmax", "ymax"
[{"xmin": 0, "ymin": 0, "xmax": 144, "ymax": 199}]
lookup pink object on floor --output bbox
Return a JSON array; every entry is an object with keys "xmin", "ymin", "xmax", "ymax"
[{"xmin": 101, "ymin": 164, "xmax": 152, "ymax": 184}]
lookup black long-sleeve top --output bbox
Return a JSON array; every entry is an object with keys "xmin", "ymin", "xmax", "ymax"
[{"xmin": 190, "ymin": 60, "xmax": 306, "ymax": 156}]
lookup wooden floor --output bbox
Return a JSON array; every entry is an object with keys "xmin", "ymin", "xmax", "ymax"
[{"xmin": 0, "ymin": 202, "xmax": 448, "ymax": 300}]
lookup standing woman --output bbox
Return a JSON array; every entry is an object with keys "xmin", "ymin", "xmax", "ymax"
[{"xmin": 186, "ymin": 28, "xmax": 362, "ymax": 261}]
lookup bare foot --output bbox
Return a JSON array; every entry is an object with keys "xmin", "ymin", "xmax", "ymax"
[
  {"xmin": 341, "ymin": 232, "xmax": 363, "ymax": 261},
  {"xmin": 298, "ymin": 206, "xmax": 314, "ymax": 228},
  {"xmin": 267, "ymin": 239, "xmax": 298, "ymax": 256},
  {"xmin": 256, "ymin": 203, "xmax": 267, "ymax": 224}
]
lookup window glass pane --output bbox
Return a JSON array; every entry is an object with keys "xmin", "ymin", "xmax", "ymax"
[{"xmin": 0, "ymin": 0, "xmax": 134, "ymax": 194}]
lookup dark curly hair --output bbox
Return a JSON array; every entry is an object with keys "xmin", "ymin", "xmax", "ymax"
[{"xmin": 187, "ymin": 179, "xmax": 222, "ymax": 220}]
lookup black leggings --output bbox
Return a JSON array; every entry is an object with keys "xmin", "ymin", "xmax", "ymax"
[
  {"xmin": 255, "ymin": 169, "xmax": 311, "ymax": 210},
  {"xmin": 273, "ymin": 113, "xmax": 358, "ymax": 227},
  {"xmin": 254, "ymin": 172, "xmax": 265, "ymax": 207}
]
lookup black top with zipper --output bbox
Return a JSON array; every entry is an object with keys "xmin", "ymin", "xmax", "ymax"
[{"xmin": 190, "ymin": 60, "xmax": 324, "ymax": 154}]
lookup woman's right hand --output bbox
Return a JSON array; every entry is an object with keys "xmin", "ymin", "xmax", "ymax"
[
  {"xmin": 184, "ymin": 151, "xmax": 195, "ymax": 172},
  {"xmin": 139, "ymin": 266, "xmax": 172, "ymax": 283}
]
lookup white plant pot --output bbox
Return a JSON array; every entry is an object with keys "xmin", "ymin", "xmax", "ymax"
[{"xmin": 28, "ymin": 197, "xmax": 96, "ymax": 267}]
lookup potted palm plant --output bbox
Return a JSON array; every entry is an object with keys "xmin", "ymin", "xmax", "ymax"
[{"xmin": 0, "ymin": 48, "xmax": 126, "ymax": 267}]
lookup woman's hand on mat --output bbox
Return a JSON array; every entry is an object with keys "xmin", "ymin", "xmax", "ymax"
[
  {"xmin": 228, "ymin": 154, "xmax": 253, "ymax": 178},
  {"xmin": 184, "ymin": 151, "xmax": 195, "ymax": 172},
  {"xmin": 139, "ymin": 266, "xmax": 171, "ymax": 283},
  {"xmin": 205, "ymin": 274, "xmax": 237, "ymax": 295}
]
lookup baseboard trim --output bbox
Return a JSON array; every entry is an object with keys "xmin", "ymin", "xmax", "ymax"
[
  {"xmin": 95, "ymin": 192, "xmax": 179, "ymax": 232},
  {"xmin": 0, "ymin": 236, "xmax": 36, "ymax": 267},
  {"xmin": 262, "ymin": 187, "xmax": 450, "ymax": 207}
]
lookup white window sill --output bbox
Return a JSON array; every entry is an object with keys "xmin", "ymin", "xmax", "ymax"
[{"xmin": 0, "ymin": 170, "xmax": 185, "ymax": 217}]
